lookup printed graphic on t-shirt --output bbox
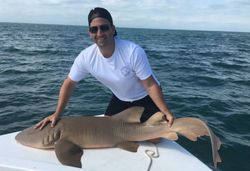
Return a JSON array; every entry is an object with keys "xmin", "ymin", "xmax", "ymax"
[{"xmin": 121, "ymin": 67, "xmax": 130, "ymax": 77}]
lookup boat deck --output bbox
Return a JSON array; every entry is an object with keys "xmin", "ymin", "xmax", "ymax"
[{"xmin": 0, "ymin": 132, "xmax": 212, "ymax": 171}]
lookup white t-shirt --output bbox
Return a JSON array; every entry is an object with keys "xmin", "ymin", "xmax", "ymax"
[{"xmin": 68, "ymin": 38, "xmax": 159, "ymax": 102}]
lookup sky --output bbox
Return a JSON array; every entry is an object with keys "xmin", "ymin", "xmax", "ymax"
[{"xmin": 0, "ymin": 0, "xmax": 250, "ymax": 32}]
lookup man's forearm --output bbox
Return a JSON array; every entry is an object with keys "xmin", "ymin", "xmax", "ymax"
[
  {"xmin": 55, "ymin": 77, "xmax": 76, "ymax": 116},
  {"xmin": 146, "ymin": 83, "xmax": 171, "ymax": 114}
]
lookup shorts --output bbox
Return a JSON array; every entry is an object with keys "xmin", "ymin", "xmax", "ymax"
[{"xmin": 105, "ymin": 94, "xmax": 160, "ymax": 123}]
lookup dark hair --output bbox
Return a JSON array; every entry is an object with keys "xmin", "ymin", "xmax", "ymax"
[{"xmin": 88, "ymin": 7, "xmax": 117, "ymax": 36}]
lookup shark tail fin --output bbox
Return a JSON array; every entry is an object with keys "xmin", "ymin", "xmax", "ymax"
[
  {"xmin": 171, "ymin": 117, "xmax": 209, "ymax": 141},
  {"xmin": 171, "ymin": 117, "xmax": 222, "ymax": 168},
  {"xmin": 213, "ymin": 133, "xmax": 222, "ymax": 168}
]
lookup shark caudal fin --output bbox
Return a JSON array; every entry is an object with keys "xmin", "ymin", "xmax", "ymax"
[
  {"xmin": 144, "ymin": 113, "xmax": 222, "ymax": 168},
  {"xmin": 111, "ymin": 107, "xmax": 144, "ymax": 123},
  {"xmin": 171, "ymin": 117, "xmax": 222, "ymax": 168}
]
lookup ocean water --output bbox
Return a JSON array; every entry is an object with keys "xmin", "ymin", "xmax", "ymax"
[{"xmin": 0, "ymin": 22, "xmax": 249, "ymax": 171}]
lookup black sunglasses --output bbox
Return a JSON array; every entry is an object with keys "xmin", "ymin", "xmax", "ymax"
[{"xmin": 89, "ymin": 24, "xmax": 110, "ymax": 33}]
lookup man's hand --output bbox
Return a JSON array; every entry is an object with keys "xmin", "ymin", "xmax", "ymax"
[
  {"xmin": 35, "ymin": 113, "xmax": 59, "ymax": 130},
  {"xmin": 163, "ymin": 112, "xmax": 174, "ymax": 127}
]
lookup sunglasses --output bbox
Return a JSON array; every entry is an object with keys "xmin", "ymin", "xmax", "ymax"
[{"xmin": 89, "ymin": 24, "xmax": 110, "ymax": 33}]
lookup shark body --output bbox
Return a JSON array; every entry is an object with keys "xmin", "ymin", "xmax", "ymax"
[{"xmin": 15, "ymin": 107, "xmax": 222, "ymax": 168}]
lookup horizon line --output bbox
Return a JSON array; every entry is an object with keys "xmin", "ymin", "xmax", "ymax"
[{"xmin": 1, "ymin": 21, "xmax": 249, "ymax": 34}]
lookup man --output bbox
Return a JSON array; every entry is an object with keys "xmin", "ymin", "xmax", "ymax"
[{"xmin": 35, "ymin": 7, "xmax": 174, "ymax": 130}]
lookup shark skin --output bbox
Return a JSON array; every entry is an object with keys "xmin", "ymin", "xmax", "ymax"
[{"xmin": 15, "ymin": 107, "xmax": 222, "ymax": 168}]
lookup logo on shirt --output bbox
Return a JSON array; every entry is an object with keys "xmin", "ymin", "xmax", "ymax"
[{"xmin": 121, "ymin": 67, "xmax": 130, "ymax": 77}]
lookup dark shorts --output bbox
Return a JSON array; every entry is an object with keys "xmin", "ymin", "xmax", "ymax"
[{"xmin": 105, "ymin": 94, "xmax": 160, "ymax": 123}]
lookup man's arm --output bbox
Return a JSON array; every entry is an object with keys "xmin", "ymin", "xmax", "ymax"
[{"xmin": 140, "ymin": 75, "xmax": 174, "ymax": 127}]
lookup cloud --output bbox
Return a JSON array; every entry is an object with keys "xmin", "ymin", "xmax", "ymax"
[{"xmin": 0, "ymin": 0, "xmax": 249, "ymax": 32}]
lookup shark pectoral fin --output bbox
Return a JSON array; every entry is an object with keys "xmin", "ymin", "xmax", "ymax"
[
  {"xmin": 116, "ymin": 141, "xmax": 139, "ymax": 152},
  {"xmin": 112, "ymin": 107, "xmax": 144, "ymax": 123},
  {"xmin": 55, "ymin": 139, "xmax": 83, "ymax": 168}
]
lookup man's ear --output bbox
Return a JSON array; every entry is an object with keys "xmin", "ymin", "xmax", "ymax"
[{"xmin": 112, "ymin": 25, "xmax": 116, "ymax": 35}]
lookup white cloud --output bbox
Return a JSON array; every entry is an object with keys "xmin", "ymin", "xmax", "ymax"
[{"xmin": 0, "ymin": 0, "xmax": 249, "ymax": 32}]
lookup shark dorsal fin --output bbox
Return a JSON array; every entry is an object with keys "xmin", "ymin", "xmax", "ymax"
[
  {"xmin": 111, "ymin": 106, "xmax": 144, "ymax": 123},
  {"xmin": 144, "ymin": 112, "xmax": 166, "ymax": 125}
]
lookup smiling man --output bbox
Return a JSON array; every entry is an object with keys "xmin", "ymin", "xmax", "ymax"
[{"xmin": 35, "ymin": 7, "xmax": 174, "ymax": 135}]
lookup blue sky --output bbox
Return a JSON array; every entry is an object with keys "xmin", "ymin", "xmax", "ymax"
[{"xmin": 0, "ymin": 0, "xmax": 250, "ymax": 32}]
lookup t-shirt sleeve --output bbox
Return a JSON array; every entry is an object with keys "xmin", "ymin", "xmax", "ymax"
[
  {"xmin": 68, "ymin": 52, "xmax": 89, "ymax": 82},
  {"xmin": 131, "ymin": 46, "xmax": 152, "ymax": 80}
]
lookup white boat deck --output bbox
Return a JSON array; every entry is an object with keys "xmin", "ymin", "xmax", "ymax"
[{"xmin": 0, "ymin": 132, "xmax": 212, "ymax": 171}]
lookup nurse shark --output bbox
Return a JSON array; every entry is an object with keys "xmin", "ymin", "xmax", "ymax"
[{"xmin": 15, "ymin": 107, "xmax": 222, "ymax": 168}]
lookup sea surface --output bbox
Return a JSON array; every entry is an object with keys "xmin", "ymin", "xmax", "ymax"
[{"xmin": 0, "ymin": 22, "xmax": 249, "ymax": 171}]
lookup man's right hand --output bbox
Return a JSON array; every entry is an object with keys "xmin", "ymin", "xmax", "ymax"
[
  {"xmin": 35, "ymin": 113, "xmax": 59, "ymax": 130},
  {"xmin": 35, "ymin": 77, "xmax": 76, "ymax": 130}
]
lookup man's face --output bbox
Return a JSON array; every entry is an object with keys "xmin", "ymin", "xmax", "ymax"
[{"xmin": 88, "ymin": 17, "xmax": 115, "ymax": 48}]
